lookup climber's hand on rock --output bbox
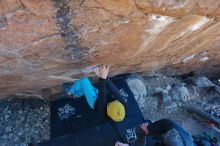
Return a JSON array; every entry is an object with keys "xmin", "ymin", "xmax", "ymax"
[
  {"xmin": 100, "ymin": 65, "xmax": 109, "ymax": 79},
  {"xmin": 94, "ymin": 64, "xmax": 109, "ymax": 79}
]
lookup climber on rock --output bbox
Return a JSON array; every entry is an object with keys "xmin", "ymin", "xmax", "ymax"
[
  {"xmin": 62, "ymin": 64, "xmax": 157, "ymax": 145},
  {"xmin": 63, "ymin": 64, "xmax": 126, "ymax": 122}
]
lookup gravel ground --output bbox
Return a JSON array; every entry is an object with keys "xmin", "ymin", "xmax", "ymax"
[
  {"xmin": 134, "ymin": 75, "xmax": 220, "ymax": 139},
  {"xmin": 0, "ymin": 97, "xmax": 50, "ymax": 146}
]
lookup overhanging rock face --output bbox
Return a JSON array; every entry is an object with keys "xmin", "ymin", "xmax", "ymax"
[{"xmin": 0, "ymin": 0, "xmax": 220, "ymax": 95}]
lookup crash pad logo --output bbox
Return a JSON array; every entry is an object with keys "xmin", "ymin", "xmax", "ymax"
[
  {"xmin": 57, "ymin": 104, "xmax": 75, "ymax": 120},
  {"xmin": 125, "ymin": 128, "xmax": 137, "ymax": 143},
  {"xmin": 119, "ymin": 88, "xmax": 128, "ymax": 103}
]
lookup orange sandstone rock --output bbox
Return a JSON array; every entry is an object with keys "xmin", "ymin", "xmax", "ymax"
[{"xmin": 0, "ymin": 0, "xmax": 220, "ymax": 95}]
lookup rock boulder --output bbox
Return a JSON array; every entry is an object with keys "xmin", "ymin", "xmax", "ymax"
[{"xmin": 0, "ymin": 0, "xmax": 220, "ymax": 95}]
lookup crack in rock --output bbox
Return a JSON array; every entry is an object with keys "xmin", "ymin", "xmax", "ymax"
[{"xmin": 52, "ymin": 0, "xmax": 89, "ymax": 62}]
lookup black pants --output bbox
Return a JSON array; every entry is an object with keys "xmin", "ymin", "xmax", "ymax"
[{"xmin": 148, "ymin": 119, "xmax": 178, "ymax": 137}]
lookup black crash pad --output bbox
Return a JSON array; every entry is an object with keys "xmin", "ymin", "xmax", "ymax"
[
  {"xmin": 109, "ymin": 78, "xmax": 145, "ymax": 143},
  {"xmin": 37, "ymin": 123, "xmax": 118, "ymax": 146},
  {"xmin": 50, "ymin": 96, "xmax": 107, "ymax": 138}
]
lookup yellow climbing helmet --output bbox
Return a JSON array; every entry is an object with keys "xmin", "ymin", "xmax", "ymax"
[{"xmin": 107, "ymin": 100, "xmax": 125, "ymax": 122}]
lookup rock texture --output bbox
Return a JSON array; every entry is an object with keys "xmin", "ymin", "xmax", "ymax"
[
  {"xmin": 0, "ymin": 97, "xmax": 50, "ymax": 146},
  {"xmin": 0, "ymin": 0, "xmax": 220, "ymax": 95}
]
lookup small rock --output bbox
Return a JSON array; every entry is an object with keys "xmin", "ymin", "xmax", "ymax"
[
  {"xmin": 161, "ymin": 93, "xmax": 172, "ymax": 104},
  {"xmin": 165, "ymin": 85, "xmax": 172, "ymax": 91},
  {"xmin": 5, "ymin": 126, "xmax": 12, "ymax": 132},
  {"xmin": 18, "ymin": 132, "xmax": 22, "ymax": 136},
  {"xmin": 164, "ymin": 102, "xmax": 178, "ymax": 111},
  {"xmin": 18, "ymin": 110, "xmax": 23, "ymax": 114},
  {"xmin": 155, "ymin": 87, "xmax": 167, "ymax": 94},
  {"xmin": 154, "ymin": 85, "xmax": 172, "ymax": 95},
  {"xmin": 14, "ymin": 136, "xmax": 19, "ymax": 141},
  {"xmin": 194, "ymin": 77, "xmax": 215, "ymax": 88},
  {"xmin": 170, "ymin": 84, "xmax": 190, "ymax": 102},
  {"xmin": 155, "ymin": 87, "xmax": 164, "ymax": 93},
  {"xmin": 2, "ymin": 135, "xmax": 8, "ymax": 139},
  {"xmin": 126, "ymin": 74, "xmax": 147, "ymax": 109}
]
